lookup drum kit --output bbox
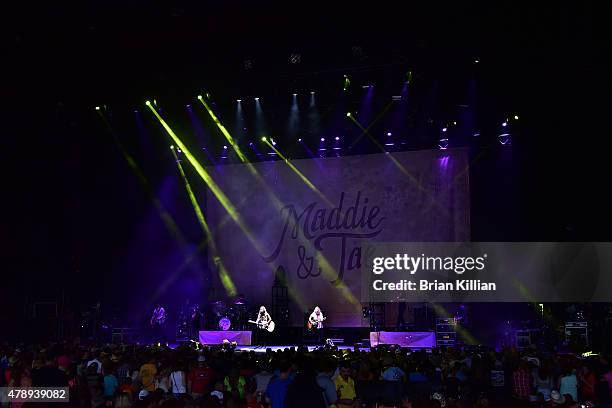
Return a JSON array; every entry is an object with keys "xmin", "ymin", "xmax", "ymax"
[{"xmin": 209, "ymin": 298, "xmax": 249, "ymax": 331}]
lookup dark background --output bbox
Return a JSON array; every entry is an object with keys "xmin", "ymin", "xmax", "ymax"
[{"xmin": 0, "ymin": 2, "xmax": 610, "ymax": 342}]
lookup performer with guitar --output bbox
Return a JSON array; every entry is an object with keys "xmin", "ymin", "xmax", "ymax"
[
  {"xmin": 150, "ymin": 303, "xmax": 167, "ymax": 344},
  {"xmin": 248, "ymin": 306, "xmax": 275, "ymax": 346},
  {"xmin": 308, "ymin": 306, "xmax": 326, "ymax": 344}
]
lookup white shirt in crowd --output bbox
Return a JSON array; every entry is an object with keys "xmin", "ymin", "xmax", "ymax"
[{"xmin": 169, "ymin": 371, "xmax": 187, "ymax": 394}]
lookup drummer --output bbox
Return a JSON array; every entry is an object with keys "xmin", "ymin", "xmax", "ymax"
[{"xmin": 233, "ymin": 293, "xmax": 248, "ymax": 329}]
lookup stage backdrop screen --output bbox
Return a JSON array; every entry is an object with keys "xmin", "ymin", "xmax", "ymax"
[{"xmin": 206, "ymin": 148, "xmax": 470, "ymax": 327}]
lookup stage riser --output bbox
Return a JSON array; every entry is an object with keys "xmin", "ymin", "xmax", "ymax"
[
  {"xmin": 370, "ymin": 331, "xmax": 436, "ymax": 348},
  {"xmin": 199, "ymin": 330, "xmax": 252, "ymax": 345}
]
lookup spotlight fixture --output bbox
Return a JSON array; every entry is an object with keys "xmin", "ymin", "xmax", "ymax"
[
  {"xmin": 223, "ymin": 145, "xmax": 228, "ymax": 150},
  {"xmin": 346, "ymin": 112, "xmax": 351, "ymax": 117},
  {"xmin": 452, "ymin": 121, "xmax": 457, "ymax": 125},
  {"xmin": 236, "ymin": 99, "xmax": 241, "ymax": 103},
  {"xmin": 343, "ymin": 74, "xmax": 351, "ymax": 91},
  {"xmin": 249, "ymin": 142, "xmax": 254, "ymax": 146},
  {"xmin": 474, "ymin": 59, "xmax": 480, "ymax": 63},
  {"xmin": 502, "ymin": 122, "xmax": 507, "ymax": 127},
  {"xmin": 292, "ymin": 93, "xmax": 297, "ymax": 96},
  {"xmin": 170, "ymin": 145, "xmax": 175, "ymax": 149},
  {"xmin": 498, "ymin": 133, "xmax": 511, "ymax": 145},
  {"xmin": 320, "ymin": 137, "xmax": 325, "ymax": 142},
  {"xmin": 186, "ymin": 104, "xmax": 191, "ymax": 108},
  {"xmin": 310, "ymin": 91, "xmax": 315, "ymax": 95},
  {"xmin": 145, "ymin": 100, "xmax": 151, "ymax": 106},
  {"xmin": 95, "ymin": 106, "xmax": 100, "ymax": 110},
  {"xmin": 261, "ymin": 136, "xmax": 267, "ymax": 142},
  {"xmin": 197, "ymin": 95, "xmax": 202, "ymax": 100},
  {"xmin": 387, "ymin": 132, "xmax": 392, "ymax": 136},
  {"xmin": 254, "ymin": 97, "xmax": 260, "ymax": 101},
  {"xmin": 514, "ymin": 115, "xmax": 519, "ymax": 120},
  {"xmin": 298, "ymin": 138, "xmax": 302, "ymax": 142},
  {"xmin": 442, "ymin": 127, "xmax": 448, "ymax": 132},
  {"xmin": 335, "ymin": 136, "xmax": 340, "ymax": 141}
]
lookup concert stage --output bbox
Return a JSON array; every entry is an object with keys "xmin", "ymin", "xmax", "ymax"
[{"xmin": 198, "ymin": 330, "xmax": 436, "ymax": 349}]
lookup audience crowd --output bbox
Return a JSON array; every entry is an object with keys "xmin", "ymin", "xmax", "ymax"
[{"xmin": 1, "ymin": 341, "xmax": 611, "ymax": 408}]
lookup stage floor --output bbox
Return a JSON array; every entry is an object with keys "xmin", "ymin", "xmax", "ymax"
[{"xmin": 233, "ymin": 345, "xmax": 371, "ymax": 353}]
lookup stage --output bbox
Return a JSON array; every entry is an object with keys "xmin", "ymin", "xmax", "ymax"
[
  {"xmin": 198, "ymin": 330, "xmax": 437, "ymax": 349},
  {"xmin": 233, "ymin": 345, "xmax": 372, "ymax": 353}
]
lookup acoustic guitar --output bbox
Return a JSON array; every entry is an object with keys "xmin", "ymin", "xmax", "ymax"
[
  {"xmin": 248, "ymin": 319, "xmax": 275, "ymax": 332},
  {"xmin": 307, "ymin": 316, "xmax": 326, "ymax": 330}
]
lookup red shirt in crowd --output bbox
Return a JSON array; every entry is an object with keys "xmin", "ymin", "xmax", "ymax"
[
  {"xmin": 580, "ymin": 371, "xmax": 597, "ymax": 400},
  {"xmin": 188, "ymin": 366, "xmax": 215, "ymax": 394},
  {"xmin": 512, "ymin": 368, "xmax": 532, "ymax": 398}
]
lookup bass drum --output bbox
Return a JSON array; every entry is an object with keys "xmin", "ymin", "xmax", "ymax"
[{"xmin": 218, "ymin": 316, "xmax": 231, "ymax": 331}]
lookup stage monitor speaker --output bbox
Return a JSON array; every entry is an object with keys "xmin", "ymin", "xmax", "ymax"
[{"xmin": 414, "ymin": 307, "xmax": 432, "ymax": 330}]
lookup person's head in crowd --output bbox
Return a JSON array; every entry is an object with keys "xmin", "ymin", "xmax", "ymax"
[
  {"xmin": 43, "ymin": 353, "xmax": 57, "ymax": 367},
  {"xmin": 338, "ymin": 361, "xmax": 351, "ymax": 381},
  {"xmin": 57, "ymin": 354, "xmax": 70, "ymax": 370},
  {"xmin": 318, "ymin": 358, "xmax": 335, "ymax": 375},
  {"xmin": 383, "ymin": 356, "xmax": 394, "ymax": 369},
  {"xmin": 550, "ymin": 390, "xmax": 566, "ymax": 405},
  {"xmin": 277, "ymin": 360, "xmax": 291, "ymax": 379},
  {"xmin": 210, "ymin": 381, "xmax": 224, "ymax": 400}
]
